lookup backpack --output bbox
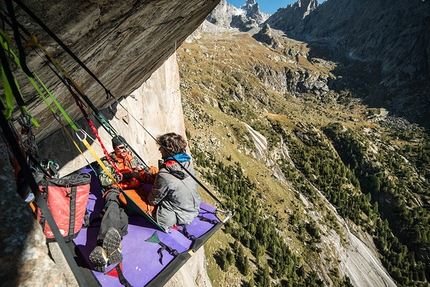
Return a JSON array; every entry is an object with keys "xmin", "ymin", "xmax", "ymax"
[{"xmin": 36, "ymin": 172, "xmax": 91, "ymax": 242}]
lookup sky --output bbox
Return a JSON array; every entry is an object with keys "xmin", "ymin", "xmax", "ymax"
[
  {"xmin": 227, "ymin": 0, "xmax": 324, "ymax": 14},
  {"xmin": 227, "ymin": 0, "xmax": 297, "ymax": 14}
]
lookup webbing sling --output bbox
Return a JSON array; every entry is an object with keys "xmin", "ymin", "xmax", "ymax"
[
  {"xmin": 37, "ymin": 66, "xmax": 118, "ymax": 184},
  {"xmin": 0, "ymin": 103, "xmax": 88, "ymax": 287},
  {"xmin": 33, "ymin": 63, "xmax": 115, "ymax": 181},
  {"xmin": 66, "ymin": 83, "xmax": 122, "ymax": 178},
  {"xmin": 30, "ymin": 34, "xmax": 149, "ymax": 171},
  {"xmin": 0, "ymin": 8, "xmax": 140, "ymax": 175},
  {"xmin": 114, "ymin": 263, "xmax": 132, "ymax": 287},
  {"xmin": 0, "ymin": 31, "xmax": 38, "ymax": 127},
  {"xmin": 0, "ymin": 28, "xmax": 120, "ymax": 199},
  {"xmin": 0, "ymin": 23, "xmax": 87, "ymax": 283},
  {"xmin": 75, "ymin": 129, "xmax": 119, "ymax": 185},
  {"xmin": 0, "ymin": 35, "xmax": 24, "ymax": 106},
  {"xmin": 2, "ymin": 33, "xmax": 104, "ymax": 181},
  {"xmin": 26, "ymin": 33, "xmax": 126, "ymax": 180},
  {"xmin": 0, "ymin": 28, "xmax": 99, "ymax": 176},
  {"xmin": 21, "ymin": 39, "xmax": 121, "ymax": 185},
  {"xmin": 145, "ymin": 232, "xmax": 179, "ymax": 265},
  {"xmin": 1, "ymin": 66, "xmax": 14, "ymax": 119}
]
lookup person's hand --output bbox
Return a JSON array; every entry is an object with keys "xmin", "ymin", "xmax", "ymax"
[{"xmin": 148, "ymin": 166, "xmax": 158, "ymax": 175}]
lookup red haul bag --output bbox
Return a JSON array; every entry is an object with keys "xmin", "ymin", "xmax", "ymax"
[{"xmin": 37, "ymin": 172, "xmax": 91, "ymax": 242}]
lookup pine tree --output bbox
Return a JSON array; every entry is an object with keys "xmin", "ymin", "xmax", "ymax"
[{"xmin": 243, "ymin": 255, "xmax": 250, "ymax": 276}]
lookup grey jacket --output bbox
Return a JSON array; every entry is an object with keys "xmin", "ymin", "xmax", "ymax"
[{"xmin": 147, "ymin": 159, "xmax": 201, "ymax": 231}]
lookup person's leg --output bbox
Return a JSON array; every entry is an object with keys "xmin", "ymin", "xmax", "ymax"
[
  {"xmin": 90, "ymin": 189, "xmax": 128, "ymax": 271},
  {"xmin": 125, "ymin": 189, "xmax": 154, "ymax": 216},
  {"xmin": 97, "ymin": 189, "xmax": 127, "ymax": 241},
  {"xmin": 89, "ymin": 226, "xmax": 122, "ymax": 272}
]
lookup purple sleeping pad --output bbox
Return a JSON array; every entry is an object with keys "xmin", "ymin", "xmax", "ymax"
[{"xmin": 74, "ymin": 168, "xmax": 221, "ymax": 286}]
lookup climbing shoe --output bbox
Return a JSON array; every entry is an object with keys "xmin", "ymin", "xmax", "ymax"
[
  {"xmin": 89, "ymin": 246, "xmax": 108, "ymax": 272},
  {"xmin": 103, "ymin": 227, "xmax": 123, "ymax": 265}
]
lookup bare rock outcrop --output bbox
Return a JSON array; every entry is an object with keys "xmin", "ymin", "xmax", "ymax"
[
  {"xmin": 244, "ymin": 122, "xmax": 397, "ymax": 287},
  {"xmin": 0, "ymin": 138, "xmax": 66, "ymax": 286},
  {"xmin": 265, "ymin": 0, "xmax": 318, "ymax": 32},
  {"xmin": 206, "ymin": 0, "xmax": 269, "ymax": 32}
]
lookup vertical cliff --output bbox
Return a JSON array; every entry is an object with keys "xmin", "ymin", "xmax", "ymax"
[{"xmin": 1, "ymin": 0, "xmax": 219, "ymax": 285}]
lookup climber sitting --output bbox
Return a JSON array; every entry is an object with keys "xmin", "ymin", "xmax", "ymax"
[
  {"xmin": 99, "ymin": 135, "xmax": 158, "ymax": 192},
  {"xmin": 147, "ymin": 132, "xmax": 202, "ymax": 232},
  {"xmin": 89, "ymin": 135, "xmax": 157, "ymax": 272}
]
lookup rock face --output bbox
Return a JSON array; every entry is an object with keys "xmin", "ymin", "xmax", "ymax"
[
  {"xmin": 0, "ymin": 138, "xmax": 67, "ymax": 286},
  {"xmin": 265, "ymin": 0, "xmax": 318, "ymax": 32},
  {"xmin": 8, "ymin": 0, "xmax": 220, "ymax": 141},
  {"xmin": 206, "ymin": 0, "xmax": 269, "ymax": 31},
  {"xmin": 37, "ymin": 53, "xmax": 186, "ymax": 175},
  {"xmin": 252, "ymin": 23, "xmax": 282, "ymax": 49},
  {"xmin": 1, "ymin": 0, "xmax": 218, "ymax": 286}
]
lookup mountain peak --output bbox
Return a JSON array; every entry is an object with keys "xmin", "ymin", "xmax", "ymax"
[{"xmin": 206, "ymin": 0, "xmax": 269, "ymax": 32}]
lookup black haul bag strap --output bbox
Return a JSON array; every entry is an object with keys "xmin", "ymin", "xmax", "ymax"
[{"xmin": 39, "ymin": 172, "xmax": 91, "ymax": 187}]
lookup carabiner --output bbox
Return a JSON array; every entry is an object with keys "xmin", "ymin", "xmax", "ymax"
[
  {"xmin": 75, "ymin": 129, "xmax": 87, "ymax": 141},
  {"xmin": 17, "ymin": 113, "xmax": 32, "ymax": 128}
]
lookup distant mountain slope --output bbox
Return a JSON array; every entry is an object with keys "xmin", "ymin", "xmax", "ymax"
[
  {"xmin": 267, "ymin": 0, "xmax": 430, "ymax": 88},
  {"xmin": 178, "ymin": 29, "xmax": 429, "ymax": 286},
  {"xmin": 180, "ymin": 1, "xmax": 430, "ymax": 285},
  {"xmin": 206, "ymin": 0, "xmax": 430, "ymax": 129}
]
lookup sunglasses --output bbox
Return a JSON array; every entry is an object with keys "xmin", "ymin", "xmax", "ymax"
[{"xmin": 116, "ymin": 145, "xmax": 126, "ymax": 150}]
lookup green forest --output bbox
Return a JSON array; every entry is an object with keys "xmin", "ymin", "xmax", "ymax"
[
  {"xmin": 179, "ymin": 30, "xmax": 430, "ymax": 287},
  {"xmin": 190, "ymin": 119, "xmax": 429, "ymax": 286}
]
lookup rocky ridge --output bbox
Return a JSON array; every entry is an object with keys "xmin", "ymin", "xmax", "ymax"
[{"xmin": 206, "ymin": 0, "xmax": 269, "ymax": 32}]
